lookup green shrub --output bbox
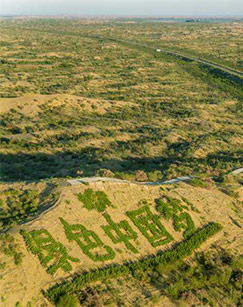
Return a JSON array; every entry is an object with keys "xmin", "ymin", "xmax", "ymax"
[
  {"xmin": 0, "ymin": 189, "xmax": 40, "ymax": 229},
  {"xmin": 189, "ymin": 178, "xmax": 209, "ymax": 188},
  {"xmin": 164, "ymin": 250, "xmax": 242, "ymax": 305}
]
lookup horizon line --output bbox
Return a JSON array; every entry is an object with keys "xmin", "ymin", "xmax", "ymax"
[{"xmin": 1, "ymin": 14, "xmax": 243, "ymax": 18}]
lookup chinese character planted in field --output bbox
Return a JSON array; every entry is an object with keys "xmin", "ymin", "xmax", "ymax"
[
  {"xmin": 77, "ymin": 188, "xmax": 112, "ymax": 212},
  {"xmin": 101, "ymin": 213, "xmax": 139, "ymax": 254},
  {"xmin": 156, "ymin": 196, "xmax": 195, "ymax": 238},
  {"xmin": 60, "ymin": 218, "xmax": 115, "ymax": 262},
  {"xmin": 126, "ymin": 205, "xmax": 174, "ymax": 247},
  {"xmin": 20, "ymin": 229, "xmax": 79, "ymax": 275},
  {"xmin": 173, "ymin": 212, "xmax": 195, "ymax": 238}
]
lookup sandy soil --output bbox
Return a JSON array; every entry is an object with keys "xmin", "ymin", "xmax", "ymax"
[{"xmin": 0, "ymin": 93, "xmax": 133, "ymax": 116}]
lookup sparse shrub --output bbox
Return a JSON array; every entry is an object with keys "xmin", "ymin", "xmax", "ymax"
[
  {"xmin": 96, "ymin": 169, "xmax": 115, "ymax": 178},
  {"xmin": 0, "ymin": 233, "xmax": 24, "ymax": 266}
]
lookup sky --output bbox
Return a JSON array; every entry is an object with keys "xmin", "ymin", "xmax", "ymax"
[{"xmin": 0, "ymin": 0, "xmax": 242, "ymax": 17}]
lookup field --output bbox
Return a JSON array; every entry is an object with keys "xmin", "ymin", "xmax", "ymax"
[{"xmin": 0, "ymin": 17, "xmax": 242, "ymax": 307}]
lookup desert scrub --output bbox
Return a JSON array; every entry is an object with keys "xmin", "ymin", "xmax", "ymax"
[
  {"xmin": 45, "ymin": 222, "xmax": 222, "ymax": 303},
  {"xmin": 77, "ymin": 189, "xmax": 112, "ymax": 212},
  {"xmin": 60, "ymin": 218, "xmax": 115, "ymax": 262},
  {"xmin": 0, "ymin": 233, "xmax": 24, "ymax": 265},
  {"xmin": 0, "ymin": 189, "xmax": 40, "ymax": 229},
  {"xmin": 162, "ymin": 250, "xmax": 242, "ymax": 306},
  {"xmin": 20, "ymin": 229, "xmax": 79, "ymax": 275},
  {"xmin": 126, "ymin": 205, "xmax": 174, "ymax": 247}
]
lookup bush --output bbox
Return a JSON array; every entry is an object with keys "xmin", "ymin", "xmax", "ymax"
[
  {"xmin": 147, "ymin": 170, "xmax": 163, "ymax": 182},
  {"xmin": 0, "ymin": 189, "xmax": 40, "ymax": 229},
  {"xmin": 135, "ymin": 170, "xmax": 148, "ymax": 182}
]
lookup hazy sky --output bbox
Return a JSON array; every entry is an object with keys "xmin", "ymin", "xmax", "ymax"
[{"xmin": 0, "ymin": 0, "xmax": 242, "ymax": 17}]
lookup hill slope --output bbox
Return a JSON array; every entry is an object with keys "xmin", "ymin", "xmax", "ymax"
[{"xmin": 0, "ymin": 179, "xmax": 242, "ymax": 306}]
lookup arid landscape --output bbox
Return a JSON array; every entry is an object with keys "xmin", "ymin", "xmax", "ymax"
[{"xmin": 0, "ymin": 15, "xmax": 242, "ymax": 307}]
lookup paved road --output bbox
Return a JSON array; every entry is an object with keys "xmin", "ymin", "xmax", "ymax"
[
  {"xmin": 98, "ymin": 36, "xmax": 243, "ymax": 82},
  {"xmin": 67, "ymin": 167, "xmax": 242, "ymax": 186},
  {"xmin": 232, "ymin": 168, "xmax": 243, "ymax": 175},
  {"xmin": 67, "ymin": 176, "xmax": 193, "ymax": 186}
]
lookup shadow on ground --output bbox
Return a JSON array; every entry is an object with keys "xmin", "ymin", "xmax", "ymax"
[{"xmin": 0, "ymin": 147, "xmax": 242, "ymax": 182}]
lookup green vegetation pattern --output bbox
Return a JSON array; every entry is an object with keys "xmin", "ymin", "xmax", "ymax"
[
  {"xmin": 77, "ymin": 189, "xmax": 112, "ymax": 212},
  {"xmin": 101, "ymin": 213, "xmax": 139, "ymax": 254},
  {"xmin": 20, "ymin": 229, "xmax": 79, "ymax": 275},
  {"xmin": 126, "ymin": 205, "xmax": 174, "ymax": 247},
  {"xmin": 60, "ymin": 218, "xmax": 115, "ymax": 262},
  {"xmin": 44, "ymin": 222, "xmax": 222, "ymax": 303},
  {"xmin": 156, "ymin": 196, "xmax": 196, "ymax": 238}
]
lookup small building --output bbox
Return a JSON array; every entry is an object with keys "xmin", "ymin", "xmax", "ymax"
[{"xmin": 156, "ymin": 49, "xmax": 161, "ymax": 52}]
